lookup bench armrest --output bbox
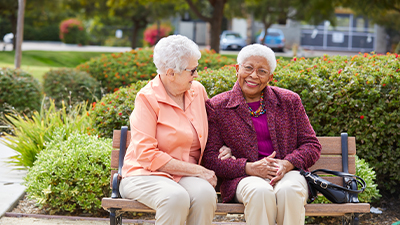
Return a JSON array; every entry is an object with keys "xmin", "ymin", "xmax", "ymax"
[{"xmin": 111, "ymin": 173, "xmax": 121, "ymax": 199}]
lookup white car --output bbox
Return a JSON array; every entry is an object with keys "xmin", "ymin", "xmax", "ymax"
[{"xmin": 220, "ymin": 31, "xmax": 247, "ymax": 50}]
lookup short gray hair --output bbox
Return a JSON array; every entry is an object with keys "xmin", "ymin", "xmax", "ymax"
[
  {"xmin": 237, "ymin": 44, "xmax": 277, "ymax": 73},
  {"xmin": 153, "ymin": 35, "xmax": 201, "ymax": 74}
]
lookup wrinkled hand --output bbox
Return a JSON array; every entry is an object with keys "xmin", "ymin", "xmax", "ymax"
[
  {"xmin": 199, "ymin": 167, "xmax": 218, "ymax": 188},
  {"xmin": 269, "ymin": 159, "xmax": 295, "ymax": 186},
  {"xmin": 245, "ymin": 151, "xmax": 279, "ymax": 180},
  {"xmin": 218, "ymin": 145, "xmax": 236, "ymax": 160}
]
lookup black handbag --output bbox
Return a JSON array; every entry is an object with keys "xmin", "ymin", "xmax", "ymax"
[{"xmin": 300, "ymin": 169, "xmax": 366, "ymax": 204}]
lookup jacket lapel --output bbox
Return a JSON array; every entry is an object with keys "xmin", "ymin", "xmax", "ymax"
[{"xmin": 226, "ymin": 82, "xmax": 254, "ymax": 129}]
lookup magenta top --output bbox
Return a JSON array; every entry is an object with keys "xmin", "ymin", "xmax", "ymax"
[{"xmin": 247, "ymin": 101, "xmax": 274, "ymax": 159}]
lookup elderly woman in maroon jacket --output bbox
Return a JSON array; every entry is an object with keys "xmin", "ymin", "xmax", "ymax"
[{"xmin": 202, "ymin": 44, "xmax": 321, "ymax": 225}]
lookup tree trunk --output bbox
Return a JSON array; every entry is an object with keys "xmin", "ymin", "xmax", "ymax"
[
  {"xmin": 209, "ymin": 0, "xmax": 225, "ymax": 53},
  {"xmin": 131, "ymin": 18, "xmax": 147, "ymax": 49},
  {"xmin": 262, "ymin": 21, "xmax": 272, "ymax": 44},
  {"xmin": 15, "ymin": 0, "xmax": 26, "ymax": 69},
  {"xmin": 131, "ymin": 25, "xmax": 139, "ymax": 49}
]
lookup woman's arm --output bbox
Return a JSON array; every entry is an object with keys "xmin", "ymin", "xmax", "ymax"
[
  {"xmin": 202, "ymin": 100, "xmax": 248, "ymax": 179},
  {"xmin": 282, "ymin": 94, "xmax": 322, "ymax": 170},
  {"xmin": 158, "ymin": 159, "xmax": 217, "ymax": 187}
]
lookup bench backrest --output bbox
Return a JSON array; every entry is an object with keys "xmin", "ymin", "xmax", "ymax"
[{"xmin": 110, "ymin": 128, "xmax": 356, "ymax": 187}]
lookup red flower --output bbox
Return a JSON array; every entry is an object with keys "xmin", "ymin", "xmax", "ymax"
[
  {"xmin": 382, "ymin": 83, "xmax": 386, "ymax": 87},
  {"xmin": 204, "ymin": 67, "xmax": 208, "ymax": 70},
  {"xmin": 119, "ymin": 112, "xmax": 122, "ymax": 116},
  {"xmin": 314, "ymin": 65, "xmax": 317, "ymax": 68},
  {"xmin": 338, "ymin": 69, "xmax": 343, "ymax": 74},
  {"xmin": 274, "ymin": 79, "xmax": 278, "ymax": 82},
  {"xmin": 293, "ymin": 57, "xmax": 297, "ymax": 61},
  {"xmin": 360, "ymin": 115, "xmax": 364, "ymax": 119},
  {"xmin": 101, "ymin": 102, "xmax": 105, "ymax": 106}
]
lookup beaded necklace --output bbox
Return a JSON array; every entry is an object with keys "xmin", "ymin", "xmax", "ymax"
[{"xmin": 248, "ymin": 92, "xmax": 266, "ymax": 117}]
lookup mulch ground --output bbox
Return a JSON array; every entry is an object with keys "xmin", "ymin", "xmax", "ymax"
[{"xmin": 11, "ymin": 194, "xmax": 400, "ymax": 224}]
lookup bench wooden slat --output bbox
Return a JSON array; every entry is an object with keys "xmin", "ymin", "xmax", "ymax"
[
  {"xmin": 101, "ymin": 198, "xmax": 370, "ymax": 216},
  {"xmin": 111, "ymin": 154, "xmax": 356, "ymax": 175},
  {"xmin": 309, "ymin": 156, "xmax": 356, "ymax": 174},
  {"xmin": 110, "ymin": 170, "xmax": 118, "ymax": 189},
  {"xmin": 318, "ymin": 137, "xmax": 356, "ymax": 155},
  {"xmin": 112, "ymin": 130, "xmax": 131, "ymax": 149},
  {"xmin": 112, "ymin": 134, "xmax": 356, "ymax": 156}
]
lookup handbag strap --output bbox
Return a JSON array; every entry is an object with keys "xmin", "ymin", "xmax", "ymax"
[{"xmin": 311, "ymin": 169, "xmax": 366, "ymax": 193}]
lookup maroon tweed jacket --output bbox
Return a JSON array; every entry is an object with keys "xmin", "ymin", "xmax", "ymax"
[{"xmin": 202, "ymin": 81, "xmax": 322, "ymax": 203}]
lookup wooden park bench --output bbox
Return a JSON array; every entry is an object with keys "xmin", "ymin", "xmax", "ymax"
[{"xmin": 101, "ymin": 126, "xmax": 370, "ymax": 225}]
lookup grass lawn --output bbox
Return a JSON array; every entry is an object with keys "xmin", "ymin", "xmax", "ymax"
[{"xmin": 0, "ymin": 51, "xmax": 110, "ymax": 82}]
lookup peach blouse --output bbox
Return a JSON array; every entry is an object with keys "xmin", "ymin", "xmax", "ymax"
[{"xmin": 121, "ymin": 75, "xmax": 209, "ymax": 182}]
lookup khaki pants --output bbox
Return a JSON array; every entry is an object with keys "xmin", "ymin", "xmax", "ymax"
[
  {"xmin": 236, "ymin": 171, "xmax": 308, "ymax": 225},
  {"xmin": 120, "ymin": 176, "xmax": 217, "ymax": 225}
]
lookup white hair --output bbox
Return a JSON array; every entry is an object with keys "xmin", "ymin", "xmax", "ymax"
[
  {"xmin": 153, "ymin": 35, "xmax": 201, "ymax": 74},
  {"xmin": 237, "ymin": 44, "xmax": 277, "ymax": 73}
]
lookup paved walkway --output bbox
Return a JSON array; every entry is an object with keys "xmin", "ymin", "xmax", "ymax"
[
  {"xmin": 1, "ymin": 41, "xmax": 359, "ymax": 57},
  {"xmin": 0, "ymin": 138, "xmax": 26, "ymax": 217}
]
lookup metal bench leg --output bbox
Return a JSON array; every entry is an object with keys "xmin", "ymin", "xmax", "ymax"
[
  {"xmin": 342, "ymin": 213, "xmax": 359, "ymax": 225},
  {"xmin": 110, "ymin": 208, "xmax": 122, "ymax": 225}
]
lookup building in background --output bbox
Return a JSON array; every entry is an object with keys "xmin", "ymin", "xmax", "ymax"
[{"xmin": 175, "ymin": 8, "xmax": 388, "ymax": 53}]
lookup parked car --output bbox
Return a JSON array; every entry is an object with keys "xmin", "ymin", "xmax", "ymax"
[
  {"xmin": 256, "ymin": 28, "xmax": 285, "ymax": 52},
  {"xmin": 220, "ymin": 31, "xmax": 247, "ymax": 50}
]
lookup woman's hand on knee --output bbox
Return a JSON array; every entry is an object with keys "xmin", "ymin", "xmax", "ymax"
[
  {"xmin": 270, "ymin": 159, "xmax": 294, "ymax": 186},
  {"xmin": 245, "ymin": 152, "xmax": 278, "ymax": 179}
]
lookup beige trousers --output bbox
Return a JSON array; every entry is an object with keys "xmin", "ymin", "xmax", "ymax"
[
  {"xmin": 120, "ymin": 176, "xmax": 217, "ymax": 225},
  {"xmin": 235, "ymin": 170, "xmax": 308, "ymax": 225}
]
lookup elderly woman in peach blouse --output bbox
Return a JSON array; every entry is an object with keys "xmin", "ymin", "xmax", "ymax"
[{"xmin": 119, "ymin": 35, "xmax": 231, "ymax": 225}]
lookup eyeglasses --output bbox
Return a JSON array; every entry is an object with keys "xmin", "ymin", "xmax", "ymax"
[
  {"xmin": 240, "ymin": 64, "xmax": 270, "ymax": 77},
  {"xmin": 183, "ymin": 66, "xmax": 198, "ymax": 76}
]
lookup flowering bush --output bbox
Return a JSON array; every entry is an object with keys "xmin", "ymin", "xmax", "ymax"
[
  {"xmin": 88, "ymin": 52, "xmax": 400, "ymax": 195},
  {"xmin": 143, "ymin": 23, "xmax": 172, "ymax": 46},
  {"xmin": 87, "ymin": 80, "xmax": 149, "ymax": 138},
  {"xmin": 59, "ymin": 18, "xmax": 88, "ymax": 45},
  {"xmin": 76, "ymin": 48, "xmax": 235, "ymax": 93},
  {"xmin": 272, "ymin": 53, "xmax": 400, "ymax": 195}
]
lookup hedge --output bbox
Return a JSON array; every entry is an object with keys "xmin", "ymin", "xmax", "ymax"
[
  {"xmin": 89, "ymin": 52, "xmax": 399, "ymax": 195},
  {"xmin": 76, "ymin": 49, "xmax": 235, "ymax": 93}
]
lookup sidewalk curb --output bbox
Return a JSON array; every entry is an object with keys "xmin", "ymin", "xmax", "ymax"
[
  {"xmin": 0, "ymin": 190, "xmax": 25, "ymax": 218},
  {"xmin": 4, "ymin": 212, "xmax": 247, "ymax": 224}
]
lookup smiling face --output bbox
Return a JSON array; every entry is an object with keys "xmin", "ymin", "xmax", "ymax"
[{"xmin": 236, "ymin": 55, "xmax": 274, "ymax": 102}]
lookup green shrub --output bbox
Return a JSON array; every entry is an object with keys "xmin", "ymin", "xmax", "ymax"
[
  {"xmin": 272, "ymin": 53, "xmax": 400, "ymax": 195},
  {"xmin": 88, "ymin": 80, "xmax": 149, "ymax": 138},
  {"xmin": 59, "ymin": 18, "xmax": 88, "ymax": 45},
  {"xmin": 0, "ymin": 67, "xmax": 42, "ymax": 116},
  {"xmin": 43, "ymin": 68, "xmax": 101, "ymax": 108},
  {"xmin": 311, "ymin": 156, "xmax": 381, "ymax": 204},
  {"xmin": 24, "ymin": 24, "xmax": 60, "ymax": 41},
  {"xmin": 76, "ymin": 49, "xmax": 236, "ymax": 93},
  {"xmin": 197, "ymin": 65, "xmax": 237, "ymax": 98},
  {"xmin": 0, "ymin": 99, "xmax": 91, "ymax": 168},
  {"xmin": 24, "ymin": 129, "xmax": 112, "ymax": 215},
  {"xmin": 88, "ymin": 66, "xmax": 236, "ymax": 138}
]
